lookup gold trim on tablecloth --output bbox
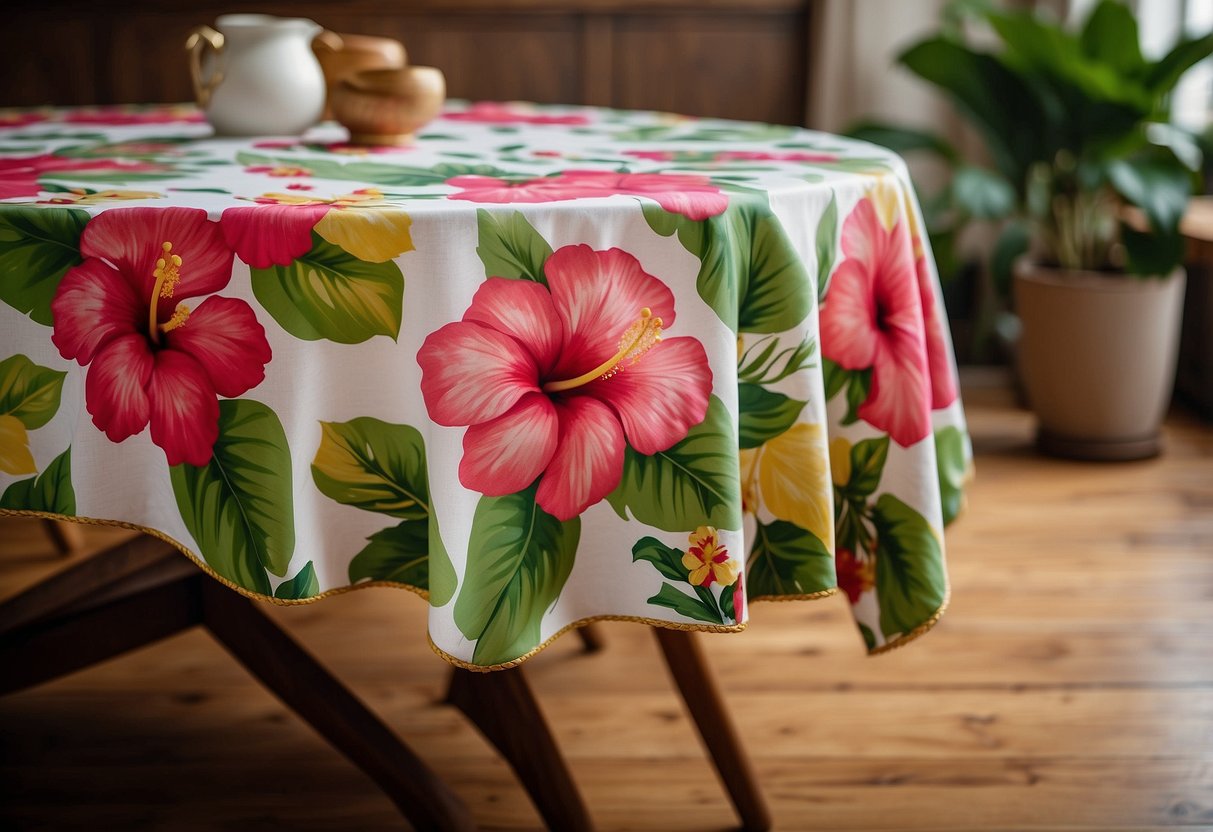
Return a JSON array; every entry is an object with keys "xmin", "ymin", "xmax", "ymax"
[{"xmin": 2, "ymin": 509, "xmax": 946, "ymax": 668}]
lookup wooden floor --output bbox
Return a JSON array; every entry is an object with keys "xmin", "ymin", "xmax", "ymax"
[{"xmin": 2, "ymin": 374, "xmax": 1212, "ymax": 831}]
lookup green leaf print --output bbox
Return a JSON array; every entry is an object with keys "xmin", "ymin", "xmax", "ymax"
[
  {"xmin": 235, "ymin": 152, "xmax": 523, "ymax": 187},
  {"xmin": 644, "ymin": 198, "xmax": 813, "ymax": 334},
  {"xmin": 454, "ymin": 484, "xmax": 581, "ymax": 666},
  {"xmin": 348, "ymin": 520, "xmax": 430, "ymax": 587},
  {"xmin": 842, "ymin": 368, "xmax": 873, "ymax": 425},
  {"xmin": 631, "ymin": 536, "xmax": 691, "ymax": 582},
  {"xmin": 0, "ymin": 206, "xmax": 89, "ymax": 326},
  {"xmin": 606, "ymin": 395, "xmax": 741, "ymax": 532},
  {"xmin": 746, "ymin": 519, "xmax": 835, "ymax": 598},
  {"xmin": 313, "ymin": 417, "xmax": 456, "ymax": 604},
  {"xmin": 871, "ymin": 494, "xmax": 947, "ymax": 639},
  {"xmin": 737, "ymin": 334, "xmax": 816, "ymax": 386},
  {"xmin": 846, "ymin": 436, "xmax": 890, "ymax": 500},
  {"xmin": 0, "ymin": 447, "xmax": 74, "ymax": 514},
  {"xmin": 274, "ymin": 562, "xmax": 320, "ymax": 600},
  {"xmin": 737, "ymin": 383, "xmax": 807, "ymax": 449},
  {"xmin": 312, "ymin": 418, "xmax": 430, "ymax": 520},
  {"xmin": 475, "ymin": 209, "xmax": 553, "ymax": 285},
  {"xmin": 251, "ymin": 232, "xmax": 403, "ymax": 344},
  {"xmin": 815, "ymin": 192, "xmax": 839, "ymax": 302},
  {"xmin": 646, "ymin": 583, "xmax": 723, "ymax": 624},
  {"xmin": 935, "ymin": 426, "xmax": 968, "ymax": 526},
  {"xmin": 170, "ymin": 399, "xmax": 295, "ymax": 595},
  {"xmin": 0, "ymin": 354, "xmax": 66, "ymax": 430}
]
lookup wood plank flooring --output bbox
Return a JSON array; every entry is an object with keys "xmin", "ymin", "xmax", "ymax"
[{"xmin": 2, "ymin": 372, "xmax": 1211, "ymax": 831}]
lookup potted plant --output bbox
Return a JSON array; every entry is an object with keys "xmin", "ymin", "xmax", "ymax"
[{"xmin": 856, "ymin": 0, "xmax": 1213, "ymax": 459}]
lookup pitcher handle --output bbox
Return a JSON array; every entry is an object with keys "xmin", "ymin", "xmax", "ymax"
[{"xmin": 186, "ymin": 25, "xmax": 225, "ymax": 108}]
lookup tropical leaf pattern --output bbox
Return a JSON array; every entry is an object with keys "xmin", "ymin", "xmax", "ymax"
[{"xmin": 0, "ymin": 102, "xmax": 970, "ymax": 666}]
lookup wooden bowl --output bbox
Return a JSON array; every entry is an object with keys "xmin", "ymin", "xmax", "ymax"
[
  {"xmin": 331, "ymin": 66, "xmax": 446, "ymax": 146},
  {"xmin": 312, "ymin": 32, "xmax": 407, "ymax": 119}
]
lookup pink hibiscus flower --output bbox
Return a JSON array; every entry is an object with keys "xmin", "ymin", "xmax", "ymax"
[
  {"xmin": 51, "ymin": 207, "xmax": 271, "ymax": 466},
  {"xmin": 733, "ymin": 572, "xmax": 746, "ymax": 622},
  {"xmin": 819, "ymin": 196, "xmax": 933, "ymax": 447},
  {"xmin": 442, "ymin": 102, "xmax": 591, "ymax": 126},
  {"xmin": 446, "ymin": 170, "xmax": 728, "ymax": 221},
  {"xmin": 0, "ymin": 154, "xmax": 164, "ymax": 200},
  {"xmin": 64, "ymin": 105, "xmax": 205, "ymax": 125},
  {"xmin": 417, "ymin": 244, "xmax": 712, "ymax": 520},
  {"xmin": 622, "ymin": 150, "xmax": 676, "ymax": 162},
  {"xmin": 914, "ymin": 251, "xmax": 958, "ymax": 411}
]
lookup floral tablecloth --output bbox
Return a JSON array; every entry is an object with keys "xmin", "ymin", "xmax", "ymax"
[{"xmin": 0, "ymin": 102, "xmax": 970, "ymax": 669}]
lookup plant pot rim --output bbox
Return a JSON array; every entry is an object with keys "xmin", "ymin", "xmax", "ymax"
[{"xmin": 1014, "ymin": 258, "xmax": 1184, "ymax": 293}]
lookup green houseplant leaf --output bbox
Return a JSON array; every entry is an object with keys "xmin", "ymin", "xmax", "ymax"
[
  {"xmin": 898, "ymin": 37, "xmax": 1046, "ymax": 184},
  {"xmin": 251, "ymin": 232, "xmax": 404, "ymax": 344},
  {"xmin": 1080, "ymin": 0, "xmax": 1145, "ymax": 75},
  {"xmin": 170, "ymin": 399, "xmax": 294, "ymax": 595},
  {"xmin": 0, "ymin": 206, "xmax": 89, "ymax": 326},
  {"xmin": 454, "ymin": 484, "xmax": 581, "ymax": 666}
]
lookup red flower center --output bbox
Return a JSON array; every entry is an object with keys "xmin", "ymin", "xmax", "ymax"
[{"xmin": 541, "ymin": 306, "xmax": 663, "ymax": 393}]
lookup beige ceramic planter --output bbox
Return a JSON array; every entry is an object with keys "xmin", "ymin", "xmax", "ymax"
[{"xmin": 1013, "ymin": 261, "xmax": 1186, "ymax": 460}]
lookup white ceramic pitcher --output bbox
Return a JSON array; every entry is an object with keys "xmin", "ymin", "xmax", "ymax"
[{"xmin": 187, "ymin": 14, "xmax": 327, "ymax": 136}]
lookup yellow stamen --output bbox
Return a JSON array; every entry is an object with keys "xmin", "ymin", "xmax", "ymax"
[
  {"xmin": 160, "ymin": 304, "xmax": 191, "ymax": 334},
  {"xmin": 148, "ymin": 241, "xmax": 185, "ymax": 344},
  {"xmin": 543, "ymin": 308, "xmax": 662, "ymax": 393}
]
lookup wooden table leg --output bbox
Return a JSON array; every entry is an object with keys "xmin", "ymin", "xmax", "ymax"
[
  {"xmin": 576, "ymin": 623, "xmax": 605, "ymax": 653},
  {"xmin": 0, "ymin": 577, "xmax": 200, "ymax": 697},
  {"xmin": 653, "ymin": 628, "xmax": 772, "ymax": 832},
  {"xmin": 41, "ymin": 519, "xmax": 85, "ymax": 555},
  {"xmin": 199, "ymin": 580, "xmax": 477, "ymax": 832},
  {"xmin": 446, "ymin": 666, "xmax": 593, "ymax": 832}
]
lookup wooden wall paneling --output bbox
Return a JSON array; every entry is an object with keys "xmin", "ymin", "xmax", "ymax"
[
  {"xmin": 612, "ymin": 13, "xmax": 807, "ymax": 124},
  {"xmin": 103, "ymin": 14, "xmax": 197, "ymax": 106},
  {"xmin": 2, "ymin": 2, "xmax": 815, "ymax": 123},
  {"xmin": 580, "ymin": 15, "xmax": 615, "ymax": 107},
  {"xmin": 389, "ymin": 16, "xmax": 585, "ymax": 105},
  {"xmin": 1, "ymin": 14, "xmax": 99, "ymax": 107}
]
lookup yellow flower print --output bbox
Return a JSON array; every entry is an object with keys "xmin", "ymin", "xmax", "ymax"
[
  {"xmin": 681, "ymin": 526, "xmax": 739, "ymax": 587},
  {"xmin": 868, "ymin": 177, "xmax": 903, "ymax": 233},
  {"xmin": 865, "ymin": 176, "xmax": 927, "ymax": 259},
  {"xmin": 829, "ymin": 436, "xmax": 852, "ymax": 487},
  {"xmin": 739, "ymin": 422, "xmax": 834, "ymax": 548},
  {"xmin": 251, "ymin": 188, "xmax": 413, "ymax": 263},
  {"xmin": 40, "ymin": 188, "xmax": 163, "ymax": 205},
  {"xmin": 0, "ymin": 413, "xmax": 36, "ymax": 475}
]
